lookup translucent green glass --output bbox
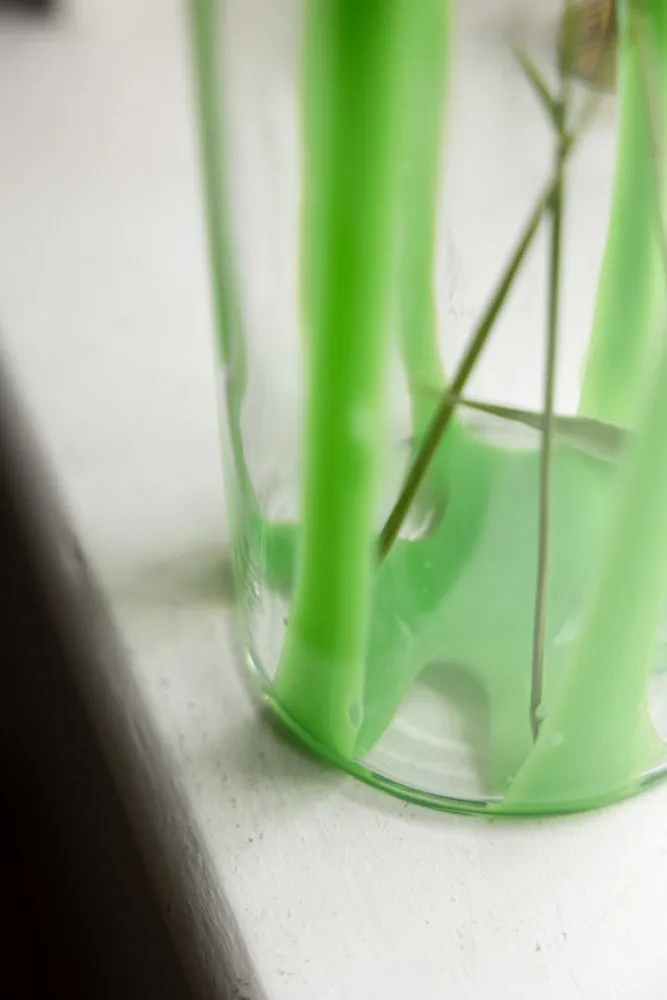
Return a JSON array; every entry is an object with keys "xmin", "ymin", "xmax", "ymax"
[{"xmin": 190, "ymin": 0, "xmax": 667, "ymax": 815}]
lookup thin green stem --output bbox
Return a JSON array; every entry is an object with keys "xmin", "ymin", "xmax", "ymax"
[
  {"xmin": 513, "ymin": 47, "xmax": 564, "ymax": 136},
  {"xmin": 379, "ymin": 156, "xmax": 572, "ymax": 560},
  {"xmin": 506, "ymin": 0, "xmax": 667, "ymax": 808},
  {"xmin": 378, "ymin": 40, "xmax": 589, "ymax": 564},
  {"xmin": 531, "ymin": 95, "xmax": 566, "ymax": 741}
]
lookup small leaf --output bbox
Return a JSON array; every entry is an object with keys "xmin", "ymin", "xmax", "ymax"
[
  {"xmin": 558, "ymin": 0, "xmax": 617, "ymax": 94},
  {"xmin": 413, "ymin": 386, "xmax": 629, "ymax": 462},
  {"xmin": 453, "ymin": 395, "xmax": 629, "ymax": 463}
]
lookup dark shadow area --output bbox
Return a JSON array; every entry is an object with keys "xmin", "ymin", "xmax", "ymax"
[
  {"xmin": 0, "ymin": 393, "xmax": 194, "ymax": 998},
  {"xmin": 112, "ymin": 547, "xmax": 235, "ymax": 610},
  {"xmin": 0, "ymin": 0, "xmax": 56, "ymax": 16}
]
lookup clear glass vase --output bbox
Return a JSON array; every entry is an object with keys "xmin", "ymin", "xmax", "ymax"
[{"xmin": 190, "ymin": 0, "xmax": 667, "ymax": 815}]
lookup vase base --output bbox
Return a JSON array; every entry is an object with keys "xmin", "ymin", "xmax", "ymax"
[
  {"xmin": 244, "ymin": 642, "xmax": 667, "ymax": 816},
  {"xmin": 237, "ymin": 412, "xmax": 667, "ymax": 816}
]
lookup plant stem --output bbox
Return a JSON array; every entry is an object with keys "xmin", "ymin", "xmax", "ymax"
[
  {"xmin": 513, "ymin": 47, "xmax": 564, "ymax": 134},
  {"xmin": 509, "ymin": 337, "xmax": 667, "ymax": 806},
  {"xmin": 507, "ymin": 0, "xmax": 667, "ymax": 807},
  {"xmin": 379, "ymin": 158, "xmax": 571, "ymax": 561},
  {"xmin": 531, "ymin": 93, "xmax": 566, "ymax": 740},
  {"xmin": 578, "ymin": 0, "xmax": 667, "ymax": 427},
  {"xmin": 274, "ymin": 0, "xmax": 430, "ymax": 755}
]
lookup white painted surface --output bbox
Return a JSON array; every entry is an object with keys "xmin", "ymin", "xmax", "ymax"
[{"xmin": 1, "ymin": 3, "xmax": 667, "ymax": 999}]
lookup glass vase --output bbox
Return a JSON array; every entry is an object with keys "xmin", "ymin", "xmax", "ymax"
[{"xmin": 189, "ymin": 0, "xmax": 667, "ymax": 815}]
